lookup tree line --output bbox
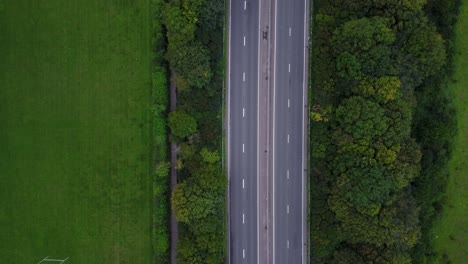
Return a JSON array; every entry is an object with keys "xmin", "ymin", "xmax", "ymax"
[
  {"xmin": 162, "ymin": 0, "xmax": 226, "ymax": 263},
  {"xmin": 309, "ymin": 0, "xmax": 458, "ymax": 263}
]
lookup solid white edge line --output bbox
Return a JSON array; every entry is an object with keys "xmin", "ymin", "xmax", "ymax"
[
  {"xmin": 272, "ymin": 0, "xmax": 278, "ymax": 262},
  {"xmin": 302, "ymin": 0, "xmax": 307, "ymax": 262},
  {"xmin": 227, "ymin": 0, "xmax": 232, "ymax": 262},
  {"xmin": 257, "ymin": 0, "xmax": 262, "ymax": 262}
]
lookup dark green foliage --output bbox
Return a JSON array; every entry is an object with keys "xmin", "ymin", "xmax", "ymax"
[
  {"xmin": 168, "ymin": 110, "xmax": 198, "ymax": 138},
  {"xmin": 309, "ymin": 0, "xmax": 458, "ymax": 262},
  {"xmin": 152, "ymin": 0, "xmax": 170, "ymax": 262},
  {"xmin": 162, "ymin": 0, "xmax": 226, "ymax": 262}
]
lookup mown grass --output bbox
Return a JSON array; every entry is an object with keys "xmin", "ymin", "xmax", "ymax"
[
  {"xmin": 0, "ymin": 1, "xmax": 153, "ymax": 263},
  {"xmin": 431, "ymin": 1, "xmax": 468, "ymax": 261}
]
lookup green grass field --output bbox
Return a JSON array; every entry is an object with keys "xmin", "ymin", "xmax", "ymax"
[
  {"xmin": 0, "ymin": 1, "xmax": 153, "ymax": 263},
  {"xmin": 431, "ymin": 1, "xmax": 468, "ymax": 262}
]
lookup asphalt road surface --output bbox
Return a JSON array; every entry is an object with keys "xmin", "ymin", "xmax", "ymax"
[
  {"xmin": 228, "ymin": 0, "xmax": 260, "ymax": 263},
  {"xmin": 272, "ymin": 0, "xmax": 308, "ymax": 262},
  {"xmin": 228, "ymin": 0, "xmax": 308, "ymax": 263}
]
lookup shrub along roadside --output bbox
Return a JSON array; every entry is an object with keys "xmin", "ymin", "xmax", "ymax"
[
  {"xmin": 152, "ymin": 0, "xmax": 170, "ymax": 262},
  {"xmin": 162, "ymin": 0, "xmax": 226, "ymax": 263}
]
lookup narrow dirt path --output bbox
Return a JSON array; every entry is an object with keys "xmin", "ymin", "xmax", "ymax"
[{"xmin": 169, "ymin": 71, "xmax": 178, "ymax": 264}]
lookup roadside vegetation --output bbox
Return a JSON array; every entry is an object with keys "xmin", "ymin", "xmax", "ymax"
[
  {"xmin": 161, "ymin": 0, "xmax": 226, "ymax": 262},
  {"xmin": 309, "ymin": 0, "xmax": 460, "ymax": 262},
  {"xmin": 427, "ymin": 0, "xmax": 468, "ymax": 262},
  {"xmin": 0, "ymin": 1, "xmax": 153, "ymax": 263},
  {"xmin": 152, "ymin": 0, "xmax": 170, "ymax": 262}
]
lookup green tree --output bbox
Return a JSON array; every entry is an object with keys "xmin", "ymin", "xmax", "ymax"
[
  {"xmin": 169, "ymin": 42, "xmax": 212, "ymax": 90},
  {"xmin": 332, "ymin": 17, "xmax": 396, "ymax": 80},
  {"xmin": 335, "ymin": 96, "xmax": 389, "ymax": 141},
  {"xmin": 168, "ymin": 110, "xmax": 197, "ymax": 138},
  {"xmin": 353, "ymin": 76, "xmax": 400, "ymax": 104}
]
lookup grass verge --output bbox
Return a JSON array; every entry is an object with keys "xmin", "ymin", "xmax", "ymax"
[{"xmin": 431, "ymin": 1, "xmax": 468, "ymax": 261}]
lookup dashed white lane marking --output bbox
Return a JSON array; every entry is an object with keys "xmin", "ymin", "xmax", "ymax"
[
  {"xmin": 287, "ymin": 205, "xmax": 289, "ymax": 214},
  {"xmin": 243, "ymin": 107, "xmax": 245, "ymax": 117},
  {"xmin": 243, "ymin": 36, "xmax": 246, "ymax": 46},
  {"xmin": 243, "ymin": 72, "xmax": 245, "ymax": 82},
  {"xmin": 288, "ymin": 99, "xmax": 290, "ymax": 108},
  {"xmin": 289, "ymin": 27, "xmax": 291, "ymax": 36},
  {"xmin": 244, "ymin": 0, "xmax": 246, "ymax": 10},
  {"xmin": 287, "ymin": 169, "xmax": 289, "ymax": 179},
  {"xmin": 243, "ymin": 178, "xmax": 245, "ymax": 189},
  {"xmin": 243, "ymin": 249, "xmax": 246, "ymax": 258},
  {"xmin": 288, "ymin": 63, "xmax": 290, "ymax": 72},
  {"xmin": 287, "ymin": 134, "xmax": 290, "ymax": 143},
  {"xmin": 243, "ymin": 213, "xmax": 245, "ymax": 224},
  {"xmin": 287, "ymin": 240, "xmax": 290, "ymax": 249},
  {"xmin": 243, "ymin": 144, "xmax": 245, "ymax": 153}
]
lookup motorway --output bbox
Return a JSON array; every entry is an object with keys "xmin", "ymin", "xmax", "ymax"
[
  {"xmin": 272, "ymin": 0, "xmax": 308, "ymax": 262},
  {"xmin": 228, "ymin": 0, "xmax": 260, "ymax": 263},
  {"xmin": 227, "ymin": 0, "xmax": 309, "ymax": 263}
]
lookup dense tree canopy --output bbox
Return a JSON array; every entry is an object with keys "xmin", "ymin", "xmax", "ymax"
[{"xmin": 309, "ymin": 0, "xmax": 453, "ymax": 262}]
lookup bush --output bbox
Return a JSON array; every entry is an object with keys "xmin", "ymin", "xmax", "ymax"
[{"xmin": 168, "ymin": 110, "xmax": 197, "ymax": 139}]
